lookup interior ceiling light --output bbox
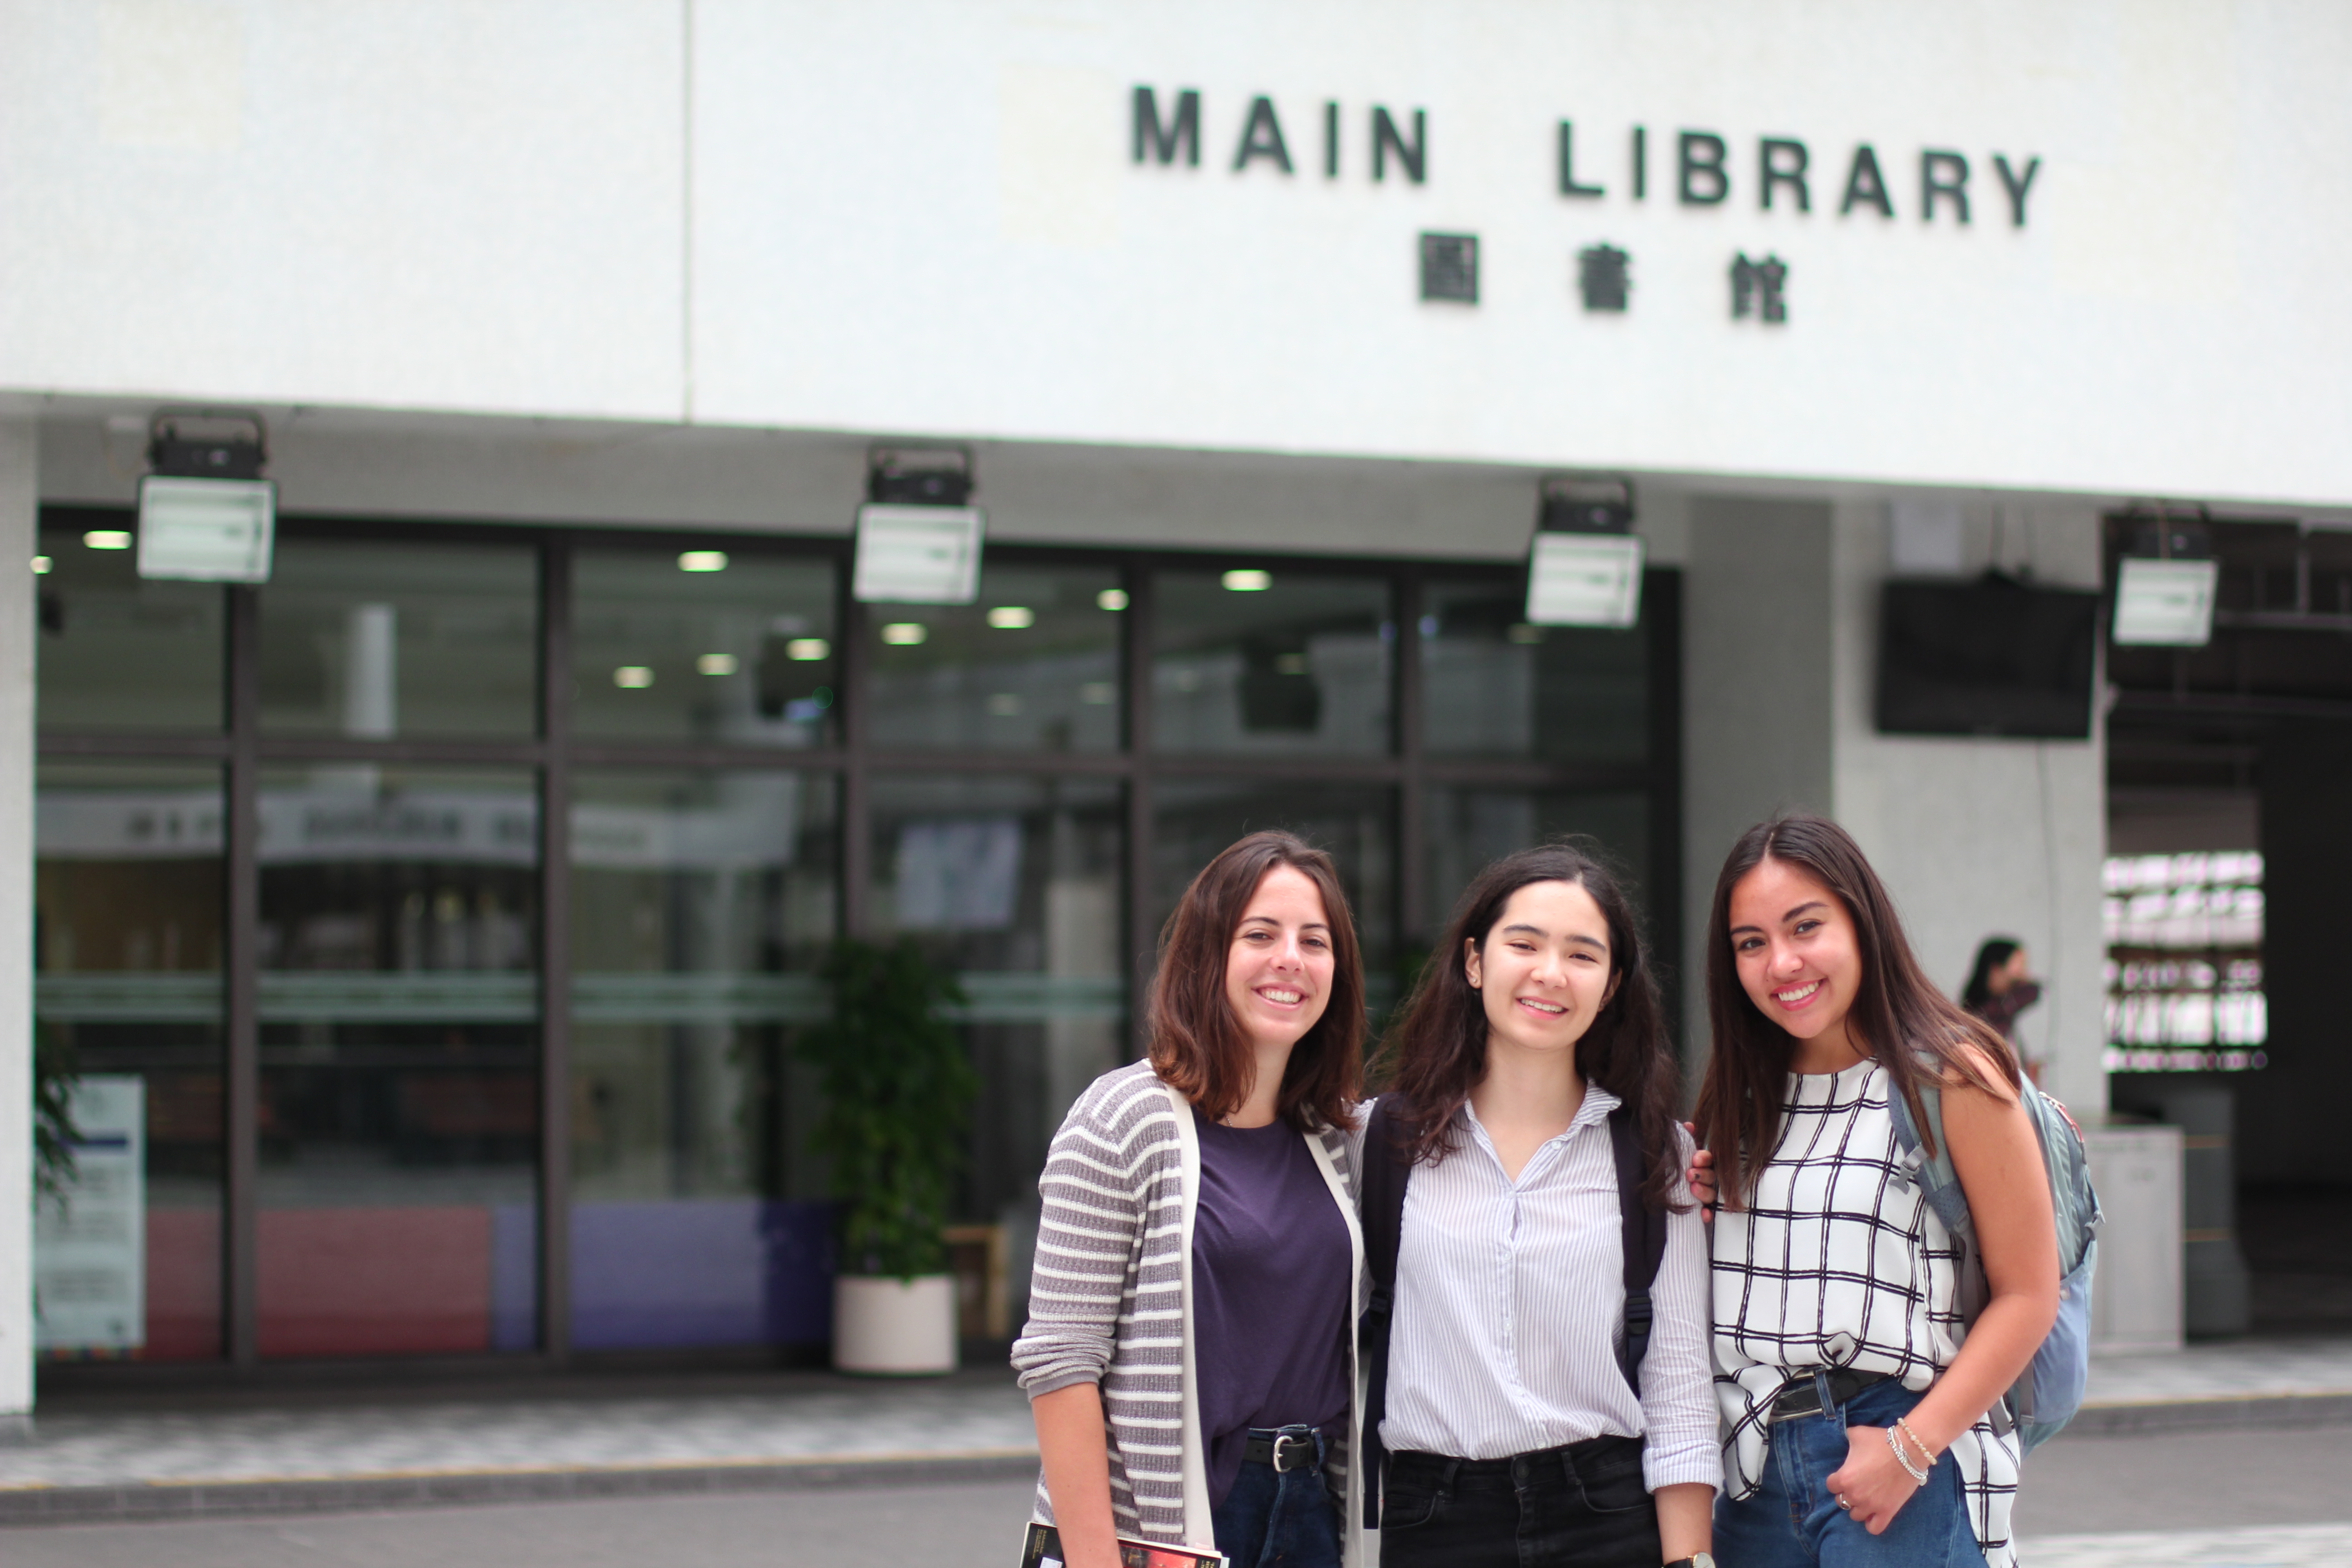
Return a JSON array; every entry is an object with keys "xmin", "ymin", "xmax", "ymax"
[
  {"xmin": 696, "ymin": 653, "xmax": 739, "ymax": 675},
  {"xmin": 1221, "ymin": 569, "xmax": 1272, "ymax": 592},
  {"xmin": 136, "ymin": 410, "xmax": 276, "ymax": 583},
  {"xmin": 785, "ymin": 637, "xmax": 831, "ymax": 661},
  {"xmin": 987, "ymin": 606, "xmax": 1035, "ymax": 629},
  {"xmin": 879, "ymin": 622, "xmax": 928, "ymax": 646},
  {"xmin": 854, "ymin": 446, "xmax": 982, "ymax": 604},
  {"xmin": 613, "ymin": 666, "xmax": 655, "ymax": 688},
  {"xmin": 1525, "ymin": 474, "xmax": 1643, "ymax": 628},
  {"xmin": 2112, "ymin": 513, "xmax": 2218, "ymax": 647},
  {"xmin": 678, "ymin": 550, "xmax": 729, "ymax": 573},
  {"xmin": 1097, "ymin": 588, "xmax": 1129, "ymax": 611},
  {"xmin": 84, "ymin": 530, "xmax": 133, "ymax": 550}
]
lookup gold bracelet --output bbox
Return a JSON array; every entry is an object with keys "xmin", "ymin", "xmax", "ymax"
[{"xmin": 1894, "ymin": 1416, "xmax": 1937, "ymax": 1470}]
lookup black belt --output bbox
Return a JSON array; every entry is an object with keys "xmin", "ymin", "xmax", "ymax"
[
  {"xmin": 1769, "ymin": 1368, "xmax": 1895, "ymax": 1423},
  {"xmin": 1243, "ymin": 1426, "xmax": 1321, "ymax": 1474}
]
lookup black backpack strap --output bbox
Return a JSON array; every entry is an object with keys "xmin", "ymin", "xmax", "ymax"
[
  {"xmin": 1356, "ymin": 1096, "xmax": 1412, "ymax": 1529},
  {"xmin": 1608, "ymin": 1104, "xmax": 1670, "ymax": 1398}
]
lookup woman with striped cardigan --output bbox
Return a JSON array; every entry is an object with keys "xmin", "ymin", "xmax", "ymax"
[{"xmin": 1012, "ymin": 831, "xmax": 1368, "ymax": 1568}]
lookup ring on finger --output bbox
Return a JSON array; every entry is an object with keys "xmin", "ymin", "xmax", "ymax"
[{"xmin": 1837, "ymin": 1495, "xmax": 1851, "ymax": 1510}]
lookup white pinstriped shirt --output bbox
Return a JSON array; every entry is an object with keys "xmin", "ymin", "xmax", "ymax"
[{"xmin": 1354, "ymin": 1086, "xmax": 1723, "ymax": 1494}]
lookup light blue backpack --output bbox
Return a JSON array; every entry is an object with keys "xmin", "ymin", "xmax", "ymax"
[{"xmin": 1886, "ymin": 1068, "xmax": 2102, "ymax": 1453}]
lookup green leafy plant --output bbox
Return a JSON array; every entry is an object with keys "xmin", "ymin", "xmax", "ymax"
[
  {"xmin": 34, "ymin": 1026, "xmax": 81, "ymax": 1203},
  {"xmin": 796, "ymin": 939, "xmax": 978, "ymax": 1280}
]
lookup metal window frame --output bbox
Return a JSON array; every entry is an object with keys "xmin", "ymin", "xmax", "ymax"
[{"xmin": 32, "ymin": 506, "xmax": 1681, "ymax": 1384}]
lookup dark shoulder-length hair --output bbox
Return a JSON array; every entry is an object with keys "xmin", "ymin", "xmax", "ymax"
[
  {"xmin": 1148, "ymin": 830, "xmax": 1364, "ymax": 1132},
  {"xmin": 1373, "ymin": 840, "xmax": 1686, "ymax": 1210},
  {"xmin": 1962, "ymin": 936, "xmax": 2024, "ymax": 1009},
  {"xmin": 1694, "ymin": 812, "xmax": 2019, "ymax": 1208}
]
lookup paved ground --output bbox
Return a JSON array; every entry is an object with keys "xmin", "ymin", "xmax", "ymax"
[
  {"xmin": 10, "ymin": 1337, "xmax": 2347, "ymax": 1497},
  {"xmin": 6, "ymin": 1425, "xmax": 2350, "ymax": 1567}
]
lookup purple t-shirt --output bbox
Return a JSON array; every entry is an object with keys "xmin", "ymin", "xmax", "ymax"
[{"xmin": 1191, "ymin": 1110, "xmax": 1352, "ymax": 1507}]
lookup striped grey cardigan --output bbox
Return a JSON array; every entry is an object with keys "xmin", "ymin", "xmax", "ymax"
[{"xmin": 1011, "ymin": 1060, "xmax": 1366, "ymax": 1562}]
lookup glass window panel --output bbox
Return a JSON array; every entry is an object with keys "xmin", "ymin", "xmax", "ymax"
[
  {"xmin": 259, "ymin": 539, "xmax": 539, "ymax": 739},
  {"xmin": 34, "ymin": 761, "xmax": 225, "ymax": 1362},
  {"xmin": 568, "ymin": 769, "xmax": 839, "ymax": 1351},
  {"xmin": 255, "ymin": 765, "xmax": 539, "ymax": 1358},
  {"xmin": 866, "ymin": 564, "xmax": 1123, "ymax": 754},
  {"xmin": 1422, "ymin": 787, "xmax": 1654, "ymax": 939},
  {"xmin": 867, "ymin": 772, "xmax": 1125, "ymax": 1328},
  {"xmin": 36, "ymin": 521, "xmax": 225, "ymax": 732},
  {"xmin": 573, "ymin": 548, "xmax": 839, "ymax": 748},
  {"xmin": 1420, "ymin": 578, "xmax": 1649, "ymax": 764},
  {"xmin": 1150, "ymin": 778, "xmax": 1398, "ymax": 1010},
  {"xmin": 1153, "ymin": 568, "xmax": 1393, "ymax": 756}
]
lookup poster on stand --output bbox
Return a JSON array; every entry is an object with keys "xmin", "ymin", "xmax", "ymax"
[{"xmin": 35, "ymin": 1074, "xmax": 146, "ymax": 1353}]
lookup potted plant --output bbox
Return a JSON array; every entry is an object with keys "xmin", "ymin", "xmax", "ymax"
[{"xmin": 797, "ymin": 937, "xmax": 978, "ymax": 1375}]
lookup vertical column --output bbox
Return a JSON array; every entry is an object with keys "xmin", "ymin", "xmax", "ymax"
[
  {"xmin": 224, "ymin": 588, "xmax": 260, "ymax": 1369},
  {"xmin": 0, "ymin": 421, "xmax": 35, "ymax": 1427},
  {"xmin": 1678, "ymin": 497, "xmax": 1835, "ymax": 1063},
  {"xmin": 1123, "ymin": 565, "xmax": 1155, "ymax": 1062}
]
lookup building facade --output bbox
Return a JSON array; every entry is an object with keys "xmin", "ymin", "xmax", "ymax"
[{"xmin": 4, "ymin": 0, "xmax": 2348, "ymax": 1401}]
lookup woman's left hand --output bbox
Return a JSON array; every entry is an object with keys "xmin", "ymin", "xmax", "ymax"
[{"xmin": 1823, "ymin": 1426, "xmax": 1927, "ymax": 1535}]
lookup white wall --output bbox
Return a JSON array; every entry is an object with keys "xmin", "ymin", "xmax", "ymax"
[
  {"xmin": 0, "ymin": 419, "xmax": 34, "ymax": 1426},
  {"xmin": 2, "ymin": 1, "xmax": 2349, "ymax": 509}
]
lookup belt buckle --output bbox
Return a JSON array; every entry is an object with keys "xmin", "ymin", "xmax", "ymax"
[
  {"xmin": 1771, "ymin": 1380, "xmax": 1825, "ymax": 1423},
  {"xmin": 1271, "ymin": 1431, "xmax": 1316, "ymax": 1473}
]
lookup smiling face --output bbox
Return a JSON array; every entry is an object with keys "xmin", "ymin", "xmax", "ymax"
[
  {"xmin": 1223, "ymin": 864, "xmax": 1336, "ymax": 1055},
  {"xmin": 1727, "ymin": 855, "xmax": 1866, "ymax": 1068},
  {"xmin": 1464, "ymin": 878, "xmax": 1617, "ymax": 1062}
]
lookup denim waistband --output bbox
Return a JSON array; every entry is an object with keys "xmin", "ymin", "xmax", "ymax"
[{"xmin": 1389, "ymin": 1432, "xmax": 1643, "ymax": 1486}]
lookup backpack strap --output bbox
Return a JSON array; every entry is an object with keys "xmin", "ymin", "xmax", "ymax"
[
  {"xmin": 1356, "ymin": 1097, "xmax": 1411, "ymax": 1529},
  {"xmin": 1884, "ymin": 1070, "xmax": 1975, "ymax": 1248},
  {"xmin": 1607, "ymin": 1104, "xmax": 1670, "ymax": 1396}
]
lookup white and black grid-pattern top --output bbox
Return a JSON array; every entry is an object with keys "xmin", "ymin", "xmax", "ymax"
[{"xmin": 1712, "ymin": 1059, "xmax": 2019, "ymax": 1568}]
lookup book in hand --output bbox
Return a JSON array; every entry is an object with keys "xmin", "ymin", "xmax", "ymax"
[{"xmin": 1019, "ymin": 1520, "xmax": 1226, "ymax": 1568}]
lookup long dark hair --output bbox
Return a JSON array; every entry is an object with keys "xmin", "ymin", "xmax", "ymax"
[
  {"xmin": 1374, "ymin": 841, "xmax": 1685, "ymax": 1210},
  {"xmin": 1962, "ymin": 937, "xmax": 2024, "ymax": 1009},
  {"xmin": 1694, "ymin": 813, "xmax": 2018, "ymax": 1208},
  {"xmin": 1148, "ymin": 830, "xmax": 1364, "ymax": 1132}
]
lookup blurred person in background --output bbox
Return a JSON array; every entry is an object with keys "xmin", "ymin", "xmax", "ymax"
[{"xmin": 1962, "ymin": 938, "xmax": 2043, "ymax": 1084}]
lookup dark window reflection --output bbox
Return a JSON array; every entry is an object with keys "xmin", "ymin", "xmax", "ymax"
[
  {"xmin": 866, "ymin": 565, "xmax": 1123, "ymax": 754},
  {"xmin": 1151, "ymin": 778, "xmax": 1398, "ymax": 1009},
  {"xmin": 255, "ymin": 765, "xmax": 539, "ymax": 1358},
  {"xmin": 36, "ymin": 520, "xmax": 224, "ymax": 732},
  {"xmin": 867, "ymin": 772, "xmax": 1124, "ymax": 1328},
  {"xmin": 573, "ymin": 548, "xmax": 838, "ymax": 748},
  {"xmin": 33, "ymin": 760, "xmax": 224, "ymax": 1361},
  {"xmin": 1420, "ymin": 578, "xmax": 1648, "ymax": 764},
  {"xmin": 567, "ymin": 769, "xmax": 839, "ymax": 1351},
  {"xmin": 259, "ymin": 540, "xmax": 539, "ymax": 739},
  {"xmin": 1422, "ymin": 788, "xmax": 1651, "ymax": 937},
  {"xmin": 1153, "ymin": 569, "xmax": 1393, "ymax": 756}
]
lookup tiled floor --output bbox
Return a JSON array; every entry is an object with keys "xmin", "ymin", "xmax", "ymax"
[
  {"xmin": 2082, "ymin": 1336, "xmax": 2352, "ymax": 1406},
  {"xmin": 1, "ymin": 1337, "xmax": 2345, "ymax": 1495},
  {"xmin": 0, "ymin": 1373, "xmax": 1038, "ymax": 1490},
  {"xmin": 2025, "ymin": 1524, "xmax": 2352, "ymax": 1568}
]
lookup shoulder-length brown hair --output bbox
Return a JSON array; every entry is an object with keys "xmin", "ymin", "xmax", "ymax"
[
  {"xmin": 1148, "ymin": 830, "xmax": 1364, "ymax": 1132},
  {"xmin": 1694, "ymin": 812, "xmax": 2019, "ymax": 1208},
  {"xmin": 1372, "ymin": 841, "xmax": 1685, "ymax": 1210}
]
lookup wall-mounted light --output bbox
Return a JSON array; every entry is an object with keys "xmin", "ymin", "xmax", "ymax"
[
  {"xmin": 1525, "ymin": 474, "xmax": 1643, "ymax": 628},
  {"xmin": 2112, "ymin": 512, "xmax": 2219, "ymax": 647},
  {"xmin": 136, "ymin": 410, "xmax": 275, "ymax": 583},
  {"xmin": 853, "ymin": 446, "xmax": 982, "ymax": 604}
]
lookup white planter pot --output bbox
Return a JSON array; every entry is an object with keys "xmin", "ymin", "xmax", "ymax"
[{"xmin": 833, "ymin": 1273, "xmax": 958, "ymax": 1375}]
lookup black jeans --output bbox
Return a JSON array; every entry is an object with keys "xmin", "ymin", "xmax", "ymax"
[{"xmin": 1377, "ymin": 1435, "xmax": 1661, "ymax": 1568}]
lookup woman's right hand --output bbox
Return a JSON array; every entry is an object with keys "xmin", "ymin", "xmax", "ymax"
[{"xmin": 1681, "ymin": 1122, "xmax": 1719, "ymax": 1219}]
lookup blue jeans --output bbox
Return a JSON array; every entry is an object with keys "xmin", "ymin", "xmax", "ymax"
[
  {"xmin": 1211, "ymin": 1426, "xmax": 1343, "ymax": 1568},
  {"xmin": 1714, "ymin": 1375, "xmax": 1989, "ymax": 1568}
]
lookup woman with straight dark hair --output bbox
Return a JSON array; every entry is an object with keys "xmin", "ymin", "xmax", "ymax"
[
  {"xmin": 1358, "ymin": 842, "xmax": 1720, "ymax": 1568},
  {"xmin": 1695, "ymin": 813, "xmax": 2057, "ymax": 1568},
  {"xmin": 1013, "ymin": 831, "xmax": 1369, "ymax": 1568}
]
